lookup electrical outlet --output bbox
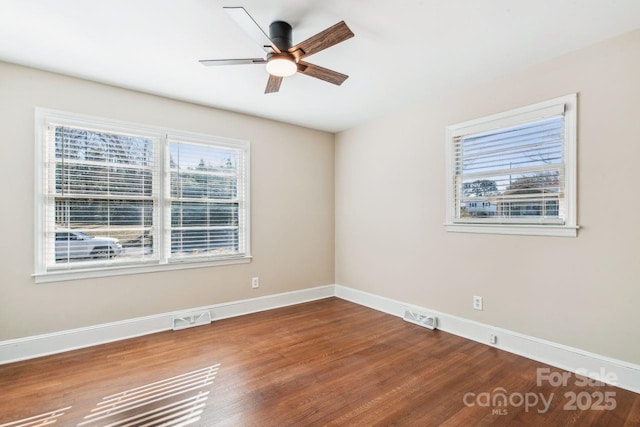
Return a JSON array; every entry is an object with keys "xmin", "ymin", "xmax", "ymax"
[
  {"xmin": 251, "ymin": 277, "xmax": 260, "ymax": 289},
  {"xmin": 489, "ymin": 334, "xmax": 497, "ymax": 344},
  {"xmin": 473, "ymin": 296, "xmax": 483, "ymax": 311}
]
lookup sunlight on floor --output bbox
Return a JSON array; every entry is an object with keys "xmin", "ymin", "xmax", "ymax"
[
  {"xmin": 78, "ymin": 364, "xmax": 220, "ymax": 427},
  {"xmin": 0, "ymin": 407, "xmax": 72, "ymax": 427},
  {"xmin": 1, "ymin": 364, "xmax": 220, "ymax": 427}
]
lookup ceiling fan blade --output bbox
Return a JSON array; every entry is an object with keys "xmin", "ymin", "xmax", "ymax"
[
  {"xmin": 297, "ymin": 61, "xmax": 349, "ymax": 86},
  {"xmin": 265, "ymin": 75, "xmax": 283, "ymax": 94},
  {"xmin": 199, "ymin": 58, "xmax": 266, "ymax": 66},
  {"xmin": 289, "ymin": 21, "xmax": 354, "ymax": 59},
  {"xmin": 224, "ymin": 7, "xmax": 281, "ymax": 54}
]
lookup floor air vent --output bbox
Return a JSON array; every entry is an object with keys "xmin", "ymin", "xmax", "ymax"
[
  {"xmin": 172, "ymin": 310, "xmax": 212, "ymax": 330},
  {"xmin": 403, "ymin": 309, "xmax": 437, "ymax": 330}
]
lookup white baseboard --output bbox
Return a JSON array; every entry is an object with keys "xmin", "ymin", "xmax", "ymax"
[
  {"xmin": 335, "ymin": 284, "xmax": 640, "ymax": 394},
  {"xmin": 0, "ymin": 285, "xmax": 334, "ymax": 364},
  {"xmin": 2, "ymin": 283, "xmax": 638, "ymax": 395}
]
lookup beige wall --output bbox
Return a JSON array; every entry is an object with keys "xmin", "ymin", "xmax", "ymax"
[
  {"xmin": 335, "ymin": 29, "xmax": 640, "ymax": 365},
  {"xmin": 0, "ymin": 62, "xmax": 335, "ymax": 340}
]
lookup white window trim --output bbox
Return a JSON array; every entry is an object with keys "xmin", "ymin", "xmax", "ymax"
[
  {"xmin": 444, "ymin": 94, "xmax": 578, "ymax": 237},
  {"xmin": 34, "ymin": 108, "xmax": 251, "ymax": 283}
]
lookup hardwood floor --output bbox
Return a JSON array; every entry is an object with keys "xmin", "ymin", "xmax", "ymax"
[{"xmin": 1, "ymin": 297, "xmax": 638, "ymax": 426}]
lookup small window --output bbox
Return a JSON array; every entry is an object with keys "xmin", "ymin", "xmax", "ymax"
[
  {"xmin": 35, "ymin": 109, "xmax": 251, "ymax": 282},
  {"xmin": 445, "ymin": 94, "xmax": 577, "ymax": 237}
]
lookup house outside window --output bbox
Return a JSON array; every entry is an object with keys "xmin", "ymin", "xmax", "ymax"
[
  {"xmin": 34, "ymin": 109, "xmax": 251, "ymax": 282},
  {"xmin": 445, "ymin": 94, "xmax": 578, "ymax": 237}
]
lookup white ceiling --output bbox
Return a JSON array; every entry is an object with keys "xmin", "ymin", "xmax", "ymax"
[{"xmin": 1, "ymin": 1, "xmax": 640, "ymax": 133}]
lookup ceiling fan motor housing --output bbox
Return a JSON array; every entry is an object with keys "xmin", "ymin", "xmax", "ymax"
[{"xmin": 269, "ymin": 21, "xmax": 293, "ymax": 51}]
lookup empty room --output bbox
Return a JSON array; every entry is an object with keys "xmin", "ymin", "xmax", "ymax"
[{"xmin": 1, "ymin": 1, "xmax": 639, "ymax": 425}]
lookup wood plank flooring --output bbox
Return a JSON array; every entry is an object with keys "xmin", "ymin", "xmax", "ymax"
[{"xmin": 1, "ymin": 297, "xmax": 638, "ymax": 426}]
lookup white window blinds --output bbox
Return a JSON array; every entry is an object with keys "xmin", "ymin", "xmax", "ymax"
[
  {"xmin": 44, "ymin": 124, "xmax": 159, "ymax": 269},
  {"xmin": 455, "ymin": 114, "xmax": 565, "ymax": 223},
  {"xmin": 445, "ymin": 94, "xmax": 577, "ymax": 236},
  {"xmin": 167, "ymin": 139, "xmax": 248, "ymax": 260}
]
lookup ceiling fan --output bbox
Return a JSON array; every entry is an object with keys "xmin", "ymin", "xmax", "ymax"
[{"xmin": 199, "ymin": 7, "xmax": 354, "ymax": 94}]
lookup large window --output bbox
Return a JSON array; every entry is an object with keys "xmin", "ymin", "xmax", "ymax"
[
  {"xmin": 445, "ymin": 94, "xmax": 577, "ymax": 236},
  {"xmin": 35, "ymin": 109, "xmax": 250, "ymax": 282}
]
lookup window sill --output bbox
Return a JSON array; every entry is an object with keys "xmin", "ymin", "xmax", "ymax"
[
  {"xmin": 33, "ymin": 255, "xmax": 253, "ymax": 283},
  {"xmin": 445, "ymin": 223, "xmax": 579, "ymax": 237}
]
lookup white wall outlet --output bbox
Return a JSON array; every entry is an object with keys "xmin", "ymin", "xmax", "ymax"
[
  {"xmin": 251, "ymin": 277, "xmax": 260, "ymax": 289},
  {"xmin": 473, "ymin": 295, "xmax": 483, "ymax": 311},
  {"xmin": 489, "ymin": 334, "xmax": 497, "ymax": 344}
]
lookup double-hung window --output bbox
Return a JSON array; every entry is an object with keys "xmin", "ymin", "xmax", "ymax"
[
  {"xmin": 445, "ymin": 94, "xmax": 577, "ymax": 236},
  {"xmin": 35, "ymin": 109, "xmax": 250, "ymax": 282}
]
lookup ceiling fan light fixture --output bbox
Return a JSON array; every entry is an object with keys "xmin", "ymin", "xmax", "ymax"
[{"xmin": 266, "ymin": 54, "xmax": 297, "ymax": 77}]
